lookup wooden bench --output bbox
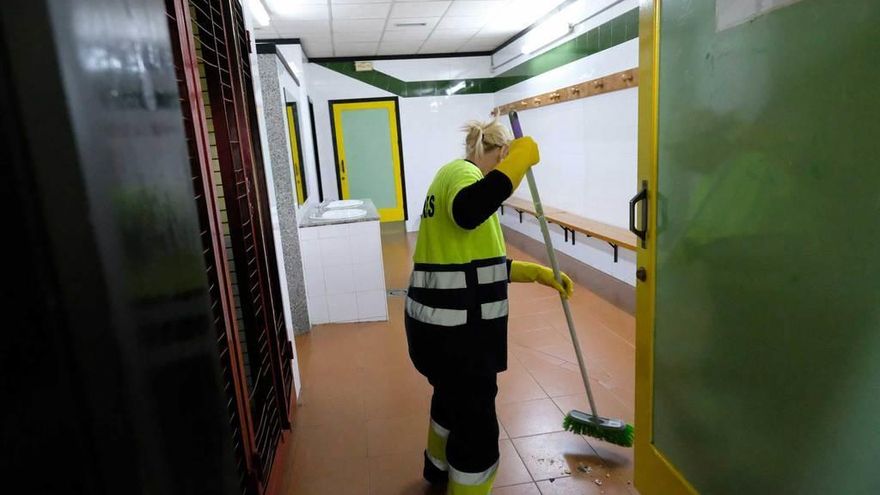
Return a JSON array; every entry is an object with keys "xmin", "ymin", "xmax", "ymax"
[
  {"xmin": 501, "ymin": 198, "xmax": 638, "ymax": 262},
  {"xmin": 501, "ymin": 196, "xmax": 563, "ymax": 219}
]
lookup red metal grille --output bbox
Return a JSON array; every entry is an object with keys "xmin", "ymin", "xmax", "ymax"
[
  {"xmin": 186, "ymin": 0, "xmax": 292, "ymax": 487},
  {"xmin": 164, "ymin": 1, "xmax": 255, "ymax": 493}
]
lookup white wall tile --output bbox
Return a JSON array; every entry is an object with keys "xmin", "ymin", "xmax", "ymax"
[
  {"xmin": 357, "ymin": 290, "xmax": 388, "ymax": 320},
  {"xmin": 323, "ymin": 264, "xmax": 354, "ymax": 294},
  {"xmin": 305, "ymin": 266, "xmax": 326, "ymax": 298},
  {"xmin": 347, "ymin": 220, "xmax": 377, "ymax": 238},
  {"xmin": 353, "ymin": 262, "xmax": 385, "ymax": 292},
  {"xmin": 319, "ymin": 236, "xmax": 352, "ymax": 266},
  {"xmin": 300, "ymin": 238, "xmax": 322, "ymax": 267},
  {"xmin": 349, "ymin": 235, "xmax": 382, "ymax": 266},
  {"xmin": 299, "ymin": 226, "xmax": 319, "ymax": 240},
  {"xmin": 307, "ymin": 293, "xmax": 329, "ymax": 324},
  {"xmin": 328, "ymin": 292, "xmax": 359, "ymax": 322},
  {"xmin": 399, "ymin": 93, "xmax": 496, "ymax": 232},
  {"xmin": 317, "ymin": 223, "xmax": 349, "ymax": 239}
]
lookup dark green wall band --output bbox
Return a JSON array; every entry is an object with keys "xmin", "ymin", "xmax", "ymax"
[{"xmin": 317, "ymin": 7, "xmax": 639, "ymax": 97}]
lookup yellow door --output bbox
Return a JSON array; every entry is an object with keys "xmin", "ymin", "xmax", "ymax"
[
  {"xmin": 330, "ymin": 98, "xmax": 407, "ymax": 222},
  {"xmin": 634, "ymin": 2, "xmax": 698, "ymax": 493},
  {"xmin": 285, "ymin": 103, "xmax": 307, "ymax": 206}
]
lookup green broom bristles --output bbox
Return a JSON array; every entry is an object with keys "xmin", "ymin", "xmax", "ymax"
[{"xmin": 563, "ymin": 410, "xmax": 634, "ymax": 448}]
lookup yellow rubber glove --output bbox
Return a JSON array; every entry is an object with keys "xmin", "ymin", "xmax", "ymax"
[
  {"xmin": 494, "ymin": 136, "xmax": 539, "ymax": 190},
  {"xmin": 509, "ymin": 260, "xmax": 574, "ymax": 299}
]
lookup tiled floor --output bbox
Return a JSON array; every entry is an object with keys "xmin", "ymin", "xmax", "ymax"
[{"xmin": 281, "ymin": 226, "xmax": 637, "ymax": 494}]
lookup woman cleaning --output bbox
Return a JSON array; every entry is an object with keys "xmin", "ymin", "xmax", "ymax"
[{"xmin": 405, "ymin": 119, "xmax": 574, "ymax": 495}]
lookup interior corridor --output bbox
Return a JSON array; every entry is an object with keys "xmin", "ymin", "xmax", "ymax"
[{"xmin": 281, "ymin": 225, "xmax": 637, "ymax": 495}]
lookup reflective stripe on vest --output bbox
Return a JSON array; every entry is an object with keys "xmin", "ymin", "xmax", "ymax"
[
  {"xmin": 480, "ymin": 300, "xmax": 508, "ymax": 320},
  {"xmin": 449, "ymin": 459, "xmax": 499, "ymax": 487},
  {"xmin": 406, "ymin": 297, "xmax": 467, "ymax": 327},
  {"xmin": 476, "ymin": 262, "xmax": 507, "ymax": 285},
  {"xmin": 410, "ymin": 270, "xmax": 467, "ymax": 290}
]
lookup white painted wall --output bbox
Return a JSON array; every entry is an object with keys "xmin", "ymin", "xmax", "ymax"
[
  {"xmin": 304, "ymin": 60, "xmax": 495, "ymax": 232},
  {"xmin": 494, "ymin": 38, "xmax": 639, "ymax": 285}
]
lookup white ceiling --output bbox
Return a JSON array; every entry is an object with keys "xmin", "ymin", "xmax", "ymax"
[{"xmin": 253, "ymin": 0, "xmax": 568, "ymax": 58}]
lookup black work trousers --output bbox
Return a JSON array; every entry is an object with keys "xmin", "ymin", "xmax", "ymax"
[{"xmin": 427, "ymin": 371, "xmax": 500, "ymax": 473}]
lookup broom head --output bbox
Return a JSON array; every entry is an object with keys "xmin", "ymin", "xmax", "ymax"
[{"xmin": 563, "ymin": 409, "xmax": 634, "ymax": 448}]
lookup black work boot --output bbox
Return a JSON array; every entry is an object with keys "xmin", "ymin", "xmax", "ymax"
[{"xmin": 423, "ymin": 451, "xmax": 448, "ymax": 485}]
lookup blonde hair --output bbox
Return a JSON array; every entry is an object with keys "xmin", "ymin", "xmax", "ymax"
[{"xmin": 463, "ymin": 119, "xmax": 513, "ymax": 159}]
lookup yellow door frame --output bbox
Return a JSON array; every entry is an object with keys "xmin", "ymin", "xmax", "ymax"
[
  {"xmin": 634, "ymin": 1, "xmax": 698, "ymax": 493},
  {"xmin": 285, "ymin": 103, "xmax": 306, "ymax": 206},
  {"xmin": 329, "ymin": 97, "xmax": 407, "ymax": 222}
]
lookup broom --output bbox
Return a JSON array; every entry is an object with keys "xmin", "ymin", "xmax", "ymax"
[{"xmin": 507, "ymin": 111, "xmax": 634, "ymax": 448}]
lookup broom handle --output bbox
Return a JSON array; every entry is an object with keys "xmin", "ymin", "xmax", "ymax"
[{"xmin": 508, "ymin": 111, "xmax": 600, "ymax": 420}]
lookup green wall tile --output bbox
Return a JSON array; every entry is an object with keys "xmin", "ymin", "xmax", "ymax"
[
  {"xmin": 587, "ymin": 28, "xmax": 600, "ymax": 54},
  {"xmin": 600, "ymin": 23, "xmax": 613, "ymax": 50},
  {"xmin": 612, "ymin": 16, "xmax": 627, "ymax": 45}
]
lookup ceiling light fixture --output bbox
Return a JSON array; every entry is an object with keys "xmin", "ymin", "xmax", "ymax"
[
  {"xmin": 520, "ymin": 15, "xmax": 572, "ymax": 54},
  {"xmin": 394, "ymin": 22, "xmax": 428, "ymax": 27},
  {"xmin": 445, "ymin": 81, "xmax": 466, "ymax": 96},
  {"xmin": 247, "ymin": 0, "xmax": 270, "ymax": 26}
]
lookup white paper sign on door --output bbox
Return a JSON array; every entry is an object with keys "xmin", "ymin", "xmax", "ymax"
[{"xmin": 716, "ymin": 0, "xmax": 804, "ymax": 31}]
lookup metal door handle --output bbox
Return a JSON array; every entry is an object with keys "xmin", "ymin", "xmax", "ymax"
[{"xmin": 629, "ymin": 180, "xmax": 648, "ymax": 247}]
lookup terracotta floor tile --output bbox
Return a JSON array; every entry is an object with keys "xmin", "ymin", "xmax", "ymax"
[
  {"xmin": 495, "ymin": 439, "xmax": 533, "ymax": 487},
  {"xmin": 536, "ymin": 475, "xmax": 637, "ymax": 495},
  {"xmin": 588, "ymin": 441, "xmax": 635, "ymax": 481},
  {"xmin": 294, "ymin": 385, "xmax": 367, "ymax": 428},
  {"xmin": 368, "ymin": 450, "xmax": 445, "ymax": 495},
  {"xmin": 511, "ymin": 432, "xmax": 602, "ymax": 482},
  {"xmin": 508, "ymin": 313, "xmax": 559, "ymax": 336},
  {"xmin": 367, "ymin": 413, "xmax": 429, "ymax": 457},
  {"xmin": 497, "ymin": 398, "xmax": 565, "ymax": 438},
  {"xmin": 559, "ymin": 362, "xmax": 634, "ymax": 411},
  {"xmin": 509, "ymin": 294, "xmax": 560, "ymax": 317},
  {"xmin": 522, "ymin": 360, "xmax": 588, "ymax": 398},
  {"xmin": 363, "ymin": 386, "xmax": 432, "ymax": 422},
  {"xmin": 499, "ymin": 421, "xmax": 509, "ymax": 440},
  {"xmin": 290, "ymin": 422, "xmax": 369, "ymax": 476},
  {"xmin": 510, "ymin": 327, "xmax": 571, "ymax": 351},
  {"xmin": 497, "ymin": 367, "xmax": 549, "ymax": 404},
  {"xmin": 289, "ymin": 460, "xmax": 370, "ymax": 495},
  {"xmin": 282, "ymin": 230, "xmax": 636, "ymax": 495},
  {"xmin": 511, "ymin": 345, "xmax": 564, "ymax": 370},
  {"xmin": 491, "ymin": 482, "xmax": 541, "ymax": 494}
]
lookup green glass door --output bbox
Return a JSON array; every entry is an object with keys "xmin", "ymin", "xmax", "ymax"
[{"xmin": 637, "ymin": 1, "xmax": 880, "ymax": 494}]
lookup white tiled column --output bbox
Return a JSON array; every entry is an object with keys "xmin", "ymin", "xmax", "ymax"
[{"xmin": 299, "ymin": 220, "xmax": 387, "ymax": 325}]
